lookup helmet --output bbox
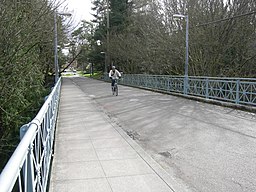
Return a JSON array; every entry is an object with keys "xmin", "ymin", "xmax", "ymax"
[{"xmin": 112, "ymin": 66, "xmax": 116, "ymax": 69}]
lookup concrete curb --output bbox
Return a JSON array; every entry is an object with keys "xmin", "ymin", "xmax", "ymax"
[
  {"xmin": 73, "ymin": 79, "xmax": 193, "ymax": 192},
  {"xmin": 110, "ymin": 120, "xmax": 193, "ymax": 192},
  {"xmin": 88, "ymin": 102, "xmax": 193, "ymax": 192}
]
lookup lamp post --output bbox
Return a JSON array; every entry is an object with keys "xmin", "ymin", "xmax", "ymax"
[
  {"xmin": 100, "ymin": 52, "xmax": 107, "ymax": 73},
  {"xmin": 97, "ymin": 39, "xmax": 107, "ymax": 74},
  {"xmin": 54, "ymin": 12, "xmax": 72, "ymax": 84},
  {"xmin": 106, "ymin": 0, "xmax": 110, "ymax": 74},
  {"xmin": 173, "ymin": 14, "xmax": 189, "ymax": 94}
]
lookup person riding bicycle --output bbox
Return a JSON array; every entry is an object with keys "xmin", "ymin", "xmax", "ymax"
[{"xmin": 109, "ymin": 66, "xmax": 121, "ymax": 87}]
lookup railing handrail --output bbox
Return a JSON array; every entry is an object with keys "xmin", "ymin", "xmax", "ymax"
[
  {"xmin": 126, "ymin": 74, "xmax": 256, "ymax": 81},
  {"xmin": 0, "ymin": 78, "xmax": 61, "ymax": 192},
  {"xmin": 0, "ymin": 124, "xmax": 38, "ymax": 192}
]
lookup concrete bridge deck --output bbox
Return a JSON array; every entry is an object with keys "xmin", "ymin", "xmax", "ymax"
[{"xmin": 50, "ymin": 77, "xmax": 256, "ymax": 192}]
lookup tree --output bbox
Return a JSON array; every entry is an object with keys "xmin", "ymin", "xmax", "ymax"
[
  {"xmin": 70, "ymin": 21, "xmax": 99, "ymax": 72},
  {"xmin": 186, "ymin": 0, "xmax": 256, "ymax": 76},
  {"xmin": 89, "ymin": 0, "xmax": 133, "ymax": 71},
  {"xmin": 108, "ymin": 0, "xmax": 256, "ymax": 77},
  {"xmin": 85, "ymin": 0, "xmax": 256, "ymax": 77},
  {"xmin": 0, "ymin": 0, "xmax": 71, "ymax": 171}
]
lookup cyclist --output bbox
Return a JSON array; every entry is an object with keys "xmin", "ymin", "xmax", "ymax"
[{"xmin": 109, "ymin": 65, "xmax": 121, "ymax": 90}]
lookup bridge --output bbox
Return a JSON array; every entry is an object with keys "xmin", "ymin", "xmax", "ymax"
[{"xmin": 0, "ymin": 76, "xmax": 256, "ymax": 192}]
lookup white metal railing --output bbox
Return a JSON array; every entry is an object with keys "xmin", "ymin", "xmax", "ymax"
[{"xmin": 0, "ymin": 78, "xmax": 61, "ymax": 192}]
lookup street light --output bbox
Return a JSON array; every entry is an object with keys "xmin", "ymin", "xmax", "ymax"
[
  {"xmin": 54, "ymin": 12, "xmax": 72, "ymax": 84},
  {"xmin": 173, "ymin": 14, "xmax": 189, "ymax": 94},
  {"xmin": 106, "ymin": 0, "xmax": 110, "ymax": 74},
  {"xmin": 100, "ymin": 51, "xmax": 107, "ymax": 73},
  {"xmin": 97, "ymin": 40, "xmax": 107, "ymax": 74}
]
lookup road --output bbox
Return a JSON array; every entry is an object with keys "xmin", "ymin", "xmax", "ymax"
[{"xmin": 69, "ymin": 77, "xmax": 256, "ymax": 192}]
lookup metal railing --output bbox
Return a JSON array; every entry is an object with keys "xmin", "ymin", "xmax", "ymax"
[
  {"xmin": 0, "ymin": 78, "xmax": 61, "ymax": 192},
  {"xmin": 105, "ymin": 74, "xmax": 256, "ymax": 106}
]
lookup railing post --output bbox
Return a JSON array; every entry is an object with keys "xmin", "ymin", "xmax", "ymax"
[
  {"xmin": 145, "ymin": 75, "xmax": 148, "ymax": 87},
  {"xmin": 20, "ymin": 124, "xmax": 35, "ymax": 192},
  {"xmin": 184, "ymin": 76, "xmax": 188, "ymax": 95},
  {"xmin": 167, "ymin": 77, "xmax": 170, "ymax": 92},
  {"xmin": 155, "ymin": 76, "xmax": 158, "ymax": 89},
  {"xmin": 206, "ymin": 78, "xmax": 209, "ymax": 98},
  {"xmin": 236, "ymin": 79, "xmax": 240, "ymax": 104}
]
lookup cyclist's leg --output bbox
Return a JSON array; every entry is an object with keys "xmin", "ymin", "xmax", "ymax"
[{"xmin": 111, "ymin": 79, "xmax": 115, "ymax": 87}]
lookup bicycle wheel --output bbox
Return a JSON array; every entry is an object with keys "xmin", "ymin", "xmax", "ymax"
[{"xmin": 112, "ymin": 86, "xmax": 115, "ymax": 95}]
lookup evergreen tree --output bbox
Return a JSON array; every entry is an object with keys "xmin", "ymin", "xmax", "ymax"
[{"xmin": 89, "ymin": 0, "xmax": 132, "ymax": 71}]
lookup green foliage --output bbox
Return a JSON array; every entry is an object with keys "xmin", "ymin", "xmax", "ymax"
[
  {"xmin": 69, "ymin": 21, "xmax": 103, "ymax": 71},
  {"xmin": 84, "ymin": 0, "xmax": 132, "ymax": 71},
  {"xmin": 83, "ymin": 71, "xmax": 103, "ymax": 79},
  {"xmin": 110, "ymin": 0, "xmax": 131, "ymax": 31},
  {"xmin": 0, "ymin": 0, "xmax": 70, "ymax": 171}
]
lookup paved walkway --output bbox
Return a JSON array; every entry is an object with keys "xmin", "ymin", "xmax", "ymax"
[{"xmin": 49, "ymin": 78, "xmax": 188, "ymax": 192}]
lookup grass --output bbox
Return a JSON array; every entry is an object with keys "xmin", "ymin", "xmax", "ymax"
[
  {"xmin": 82, "ymin": 72, "xmax": 104, "ymax": 79},
  {"xmin": 61, "ymin": 73, "xmax": 74, "ymax": 77},
  {"xmin": 61, "ymin": 71, "xmax": 105, "ymax": 79}
]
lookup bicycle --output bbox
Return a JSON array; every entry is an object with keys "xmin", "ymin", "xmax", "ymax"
[{"xmin": 112, "ymin": 79, "xmax": 118, "ymax": 96}]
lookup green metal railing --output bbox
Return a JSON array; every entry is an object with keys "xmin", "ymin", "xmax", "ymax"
[{"xmin": 105, "ymin": 74, "xmax": 256, "ymax": 106}]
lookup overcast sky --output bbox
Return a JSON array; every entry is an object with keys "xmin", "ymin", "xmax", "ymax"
[
  {"xmin": 62, "ymin": 0, "xmax": 228, "ymax": 26},
  {"xmin": 63, "ymin": 0, "xmax": 94, "ymax": 25}
]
